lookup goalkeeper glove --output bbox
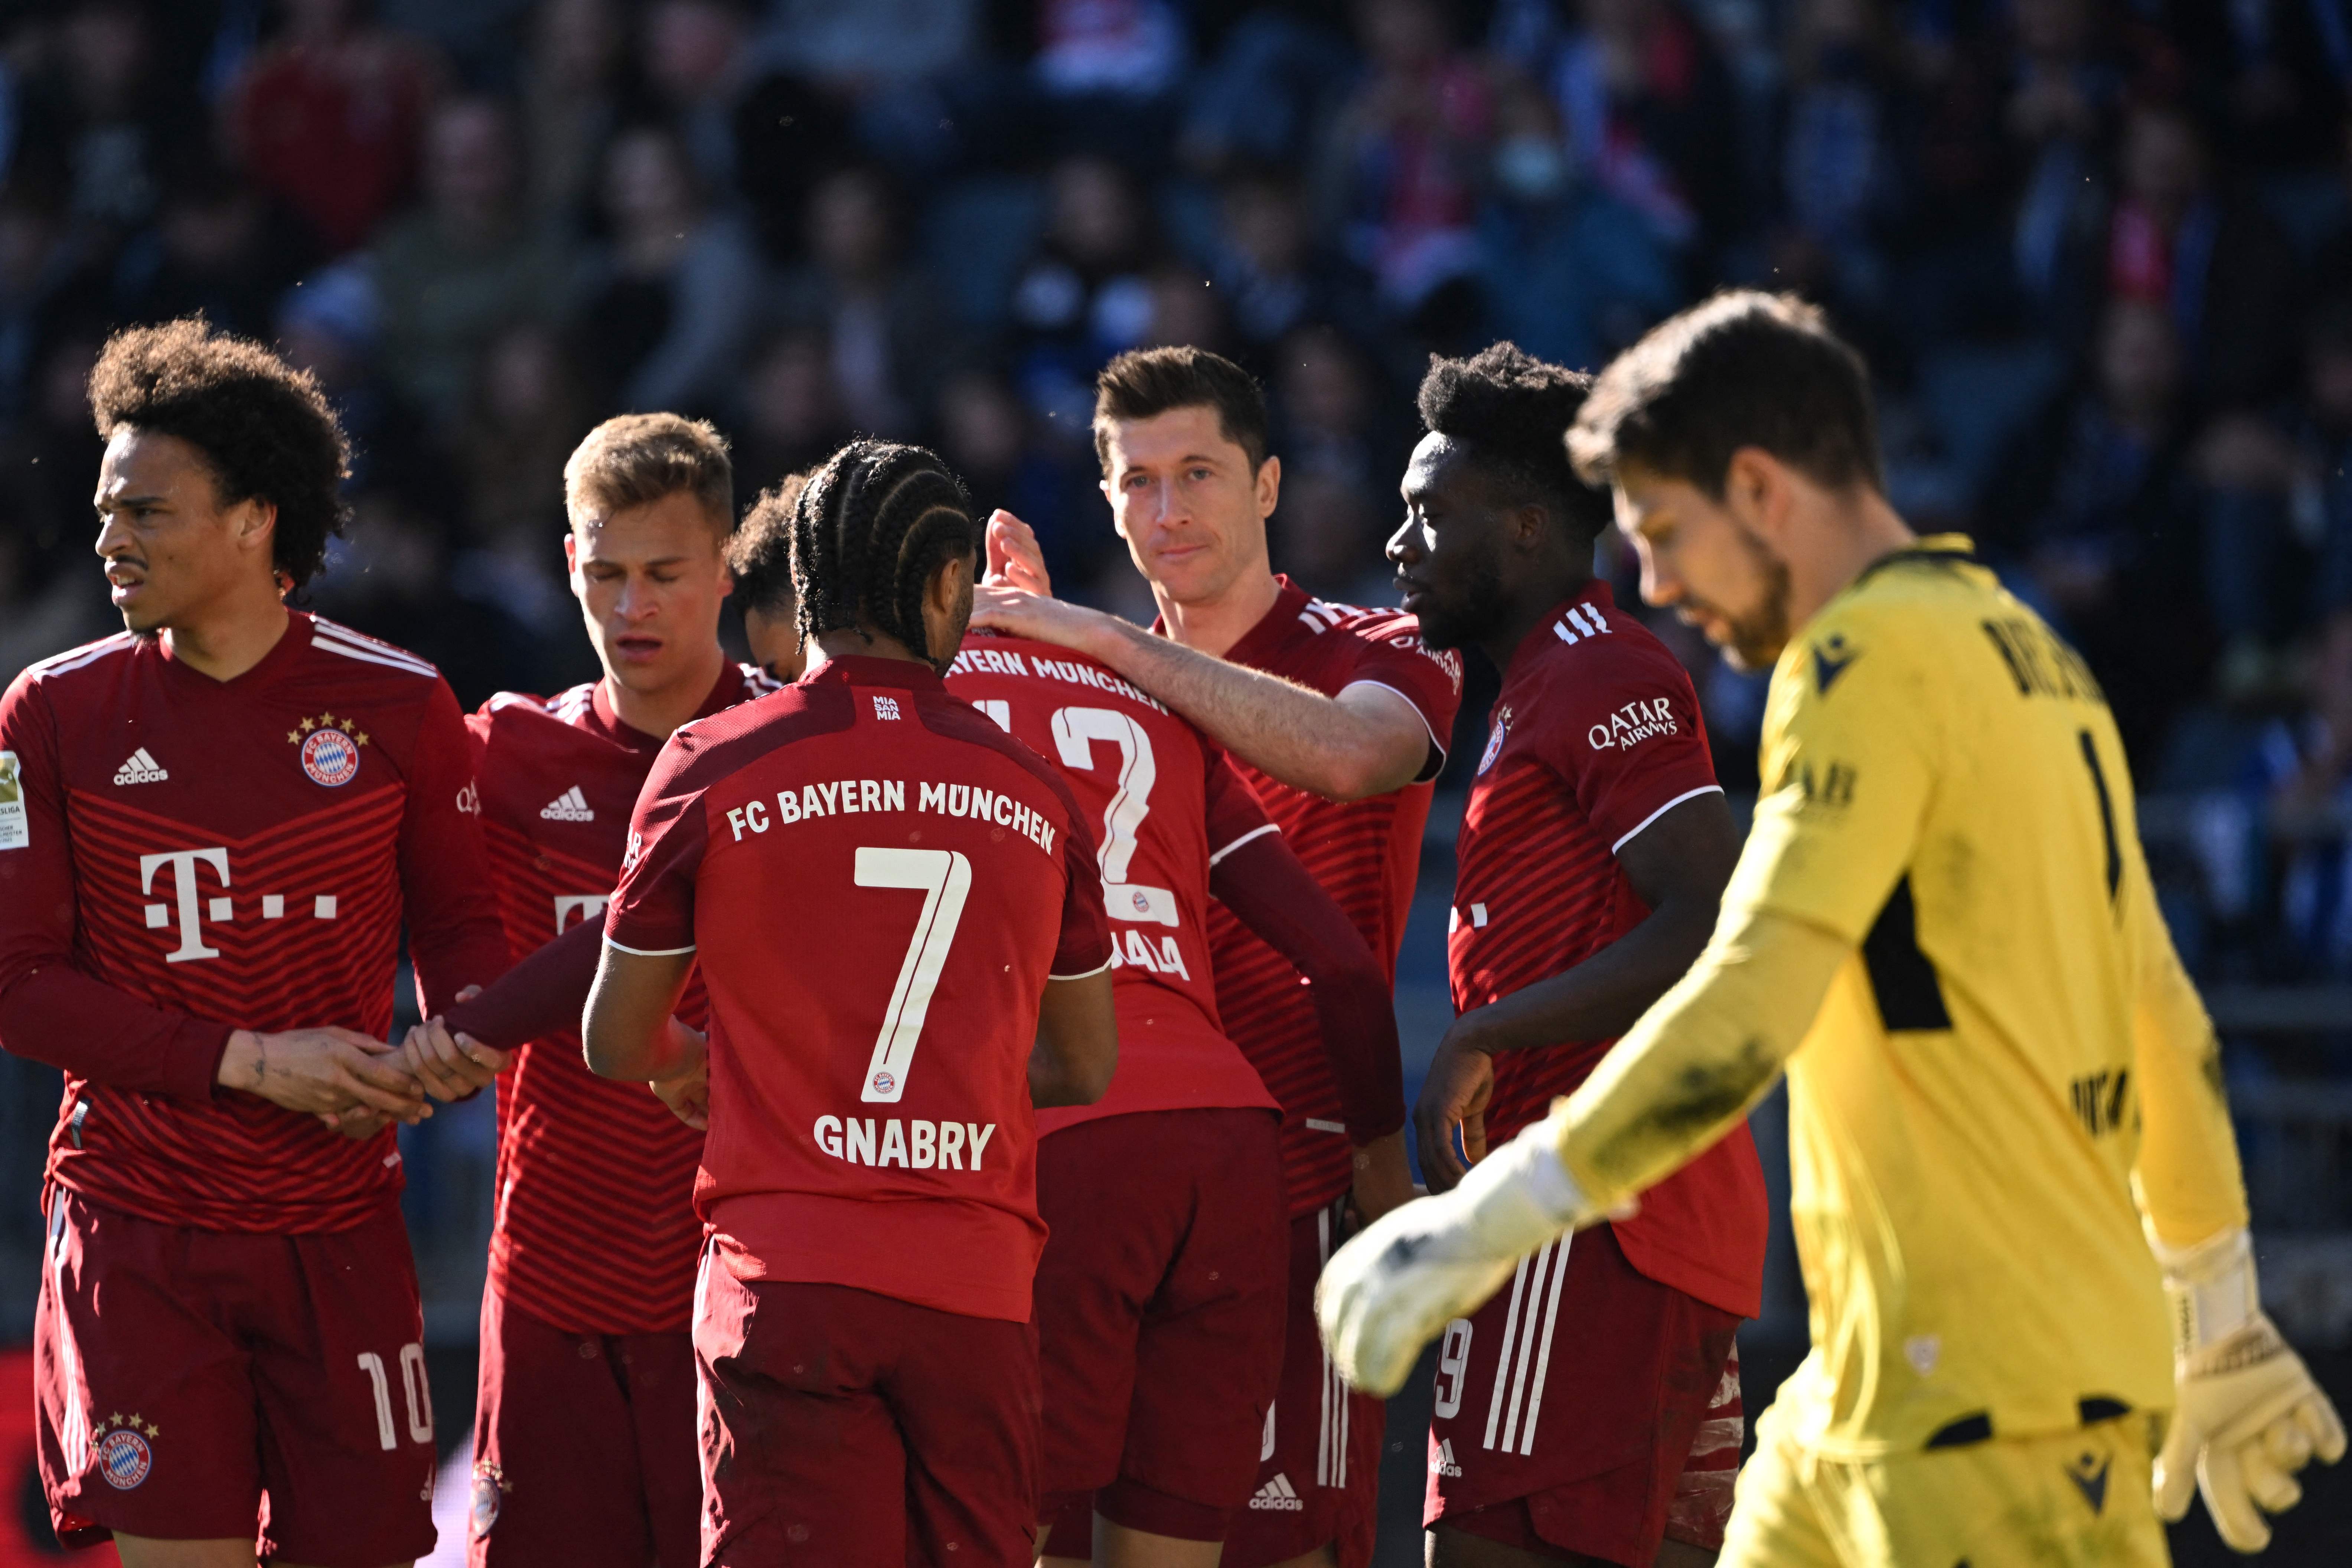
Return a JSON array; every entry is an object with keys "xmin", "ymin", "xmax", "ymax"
[
  {"xmin": 2152, "ymin": 1226, "xmax": 2346, "ymax": 1552},
  {"xmin": 1316, "ymin": 1121, "xmax": 1601, "ymax": 1397}
]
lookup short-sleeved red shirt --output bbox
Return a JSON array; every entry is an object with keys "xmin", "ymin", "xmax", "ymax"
[
  {"xmin": 944, "ymin": 634, "xmax": 1278, "ymax": 1134},
  {"xmin": 1205, "ymin": 578, "xmax": 1463, "ymax": 1214},
  {"xmin": 1451, "ymin": 583, "xmax": 1768, "ymax": 1320},
  {"xmin": 606, "ymin": 655, "xmax": 1113, "ymax": 1324}
]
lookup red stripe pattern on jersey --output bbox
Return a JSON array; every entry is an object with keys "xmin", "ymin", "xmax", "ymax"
[
  {"xmin": 472, "ymin": 670, "xmax": 763, "ymax": 1335},
  {"xmin": 1204, "ymin": 580, "xmax": 1462, "ymax": 1214},
  {"xmin": 50, "ymin": 787, "xmax": 408, "ymax": 1230}
]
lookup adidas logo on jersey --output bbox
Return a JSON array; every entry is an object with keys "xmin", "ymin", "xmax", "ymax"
[
  {"xmin": 1248, "ymin": 1474, "xmax": 1305, "ymax": 1512},
  {"xmin": 112, "ymin": 748, "xmax": 168, "ymax": 785},
  {"xmin": 1431, "ymin": 1438, "xmax": 1462, "ymax": 1477},
  {"xmin": 539, "ymin": 787, "xmax": 594, "ymax": 822}
]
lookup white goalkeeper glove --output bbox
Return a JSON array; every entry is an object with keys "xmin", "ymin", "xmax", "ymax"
[
  {"xmin": 1315, "ymin": 1122, "xmax": 1604, "ymax": 1396},
  {"xmin": 2152, "ymin": 1226, "xmax": 2346, "ymax": 1552}
]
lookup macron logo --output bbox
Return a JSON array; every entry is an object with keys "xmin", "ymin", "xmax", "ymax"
[
  {"xmin": 1248, "ymin": 1474, "xmax": 1304, "ymax": 1512},
  {"xmin": 539, "ymin": 787, "xmax": 594, "ymax": 822},
  {"xmin": 112, "ymin": 749, "xmax": 168, "ymax": 785}
]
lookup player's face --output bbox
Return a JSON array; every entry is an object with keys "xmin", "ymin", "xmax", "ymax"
[
  {"xmin": 1612, "ymin": 463, "xmax": 1792, "ymax": 672},
  {"xmin": 92, "ymin": 426, "xmax": 277, "ymax": 636},
  {"xmin": 1101, "ymin": 406, "xmax": 1278, "ymax": 607},
  {"xmin": 567, "ymin": 491, "xmax": 733, "ymax": 693},
  {"xmin": 1388, "ymin": 434, "xmax": 1507, "ymax": 653},
  {"xmin": 741, "ymin": 602, "xmax": 806, "ymax": 683}
]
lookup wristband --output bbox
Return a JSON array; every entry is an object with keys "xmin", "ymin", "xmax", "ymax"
[{"xmin": 2151, "ymin": 1225, "xmax": 2260, "ymax": 1360}]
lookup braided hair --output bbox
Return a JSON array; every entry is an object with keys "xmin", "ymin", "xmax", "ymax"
[{"xmin": 791, "ymin": 441, "xmax": 980, "ymax": 671}]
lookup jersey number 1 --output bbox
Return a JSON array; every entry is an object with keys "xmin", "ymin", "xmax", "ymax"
[
  {"xmin": 856, "ymin": 846, "xmax": 973, "ymax": 1102},
  {"xmin": 2077, "ymin": 729, "xmax": 2122, "ymax": 908}
]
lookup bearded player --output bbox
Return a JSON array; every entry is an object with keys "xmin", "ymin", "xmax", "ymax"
[
  {"xmin": 1380, "ymin": 344, "xmax": 1767, "ymax": 1567},
  {"xmin": 1321, "ymin": 293, "xmax": 2346, "ymax": 1564},
  {"xmin": 977, "ymin": 347, "xmax": 1450, "ymax": 1568},
  {"xmin": 584, "ymin": 441, "xmax": 1119, "ymax": 1567},
  {"xmin": 388, "ymin": 415, "xmax": 780, "ymax": 1567},
  {"xmin": 0, "ymin": 319, "xmax": 510, "ymax": 1564}
]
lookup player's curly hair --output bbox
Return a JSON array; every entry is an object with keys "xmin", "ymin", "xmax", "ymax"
[
  {"xmin": 792, "ymin": 442, "xmax": 978, "ymax": 671},
  {"xmin": 729, "ymin": 470, "xmax": 808, "ymax": 619},
  {"xmin": 1416, "ymin": 342, "xmax": 1609, "ymax": 547},
  {"xmin": 88, "ymin": 318, "xmax": 352, "ymax": 589}
]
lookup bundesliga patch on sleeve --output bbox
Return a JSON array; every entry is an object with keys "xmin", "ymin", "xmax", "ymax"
[{"xmin": 0, "ymin": 751, "xmax": 26, "ymax": 850}]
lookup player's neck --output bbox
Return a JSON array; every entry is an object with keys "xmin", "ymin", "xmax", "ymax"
[
  {"xmin": 603, "ymin": 640, "xmax": 728, "ymax": 741},
  {"xmin": 809, "ymin": 627, "xmax": 930, "ymax": 670},
  {"xmin": 160, "ymin": 588, "xmax": 291, "ymax": 683},
  {"xmin": 1481, "ymin": 566, "xmax": 1592, "ymax": 670},
  {"xmin": 1152, "ymin": 568, "xmax": 1282, "ymax": 660},
  {"xmin": 1791, "ymin": 490, "xmax": 1917, "ymax": 631}
]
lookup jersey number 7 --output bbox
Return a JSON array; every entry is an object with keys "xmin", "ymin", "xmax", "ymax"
[{"xmin": 856, "ymin": 846, "xmax": 972, "ymax": 1103}]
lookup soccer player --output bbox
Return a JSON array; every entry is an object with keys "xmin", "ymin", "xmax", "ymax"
[
  {"xmin": 731, "ymin": 470, "xmax": 810, "ymax": 686},
  {"xmin": 932, "ymin": 628, "xmax": 1401, "ymax": 1568},
  {"xmin": 392, "ymin": 415, "xmax": 779, "ymax": 1568},
  {"xmin": 1386, "ymin": 344, "xmax": 1767, "ymax": 1568},
  {"xmin": 0, "ymin": 319, "xmax": 509, "ymax": 1564},
  {"xmin": 581, "ymin": 440, "xmax": 1119, "ymax": 1568},
  {"xmin": 1319, "ymin": 293, "xmax": 2348, "ymax": 1564},
  {"xmin": 976, "ymin": 347, "xmax": 1456, "ymax": 1568}
]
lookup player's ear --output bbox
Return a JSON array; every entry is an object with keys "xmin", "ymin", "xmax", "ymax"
[
  {"xmin": 231, "ymin": 496, "xmax": 276, "ymax": 556},
  {"xmin": 1254, "ymin": 453, "xmax": 1281, "ymax": 519},
  {"xmin": 1722, "ymin": 448, "xmax": 1782, "ymax": 538}
]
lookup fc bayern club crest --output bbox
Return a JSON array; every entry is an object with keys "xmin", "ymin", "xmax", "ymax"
[
  {"xmin": 1477, "ymin": 719, "xmax": 1508, "ymax": 775},
  {"xmin": 94, "ymin": 1424, "xmax": 153, "ymax": 1490},
  {"xmin": 471, "ymin": 1463, "xmax": 508, "ymax": 1539},
  {"xmin": 287, "ymin": 711, "xmax": 368, "ymax": 787}
]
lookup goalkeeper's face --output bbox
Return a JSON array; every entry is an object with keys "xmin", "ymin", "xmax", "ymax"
[
  {"xmin": 1611, "ymin": 460, "xmax": 1792, "ymax": 673},
  {"xmin": 566, "ymin": 491, "xmax": 734, "ymax": 695}
]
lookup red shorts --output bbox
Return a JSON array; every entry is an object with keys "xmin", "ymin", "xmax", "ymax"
[
  {"xmin": 469, "ymin": 1287, "xmax": 699, "ymax": 1568},
  {"xmin": 1223, "ymin": 1199, "xmax": 1387, "ymax": 1568},
  {"xmin": 1425, "ymin": 1222, "xmax": 1742, "ymax": 1567},
  {"xmin": 695, "ymin": 1261, "xmax": 1042, "ymax": 1567},
  {"xmin": 1667, "ymin": 1341, "xmax": 1743, "ymax": 1552},
  {"xmin": 1033, "ymin": 1108, "xmax": 1286, "ymax": 1544},
  {"xmin": 33, "ymin": 1189, "xmax": 437, "ymax": 1566}
]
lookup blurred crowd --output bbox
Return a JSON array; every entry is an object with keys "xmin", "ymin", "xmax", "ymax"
[{"xmin": 2, "ymin": 0, "xmax": 2352, "ymax": 980}]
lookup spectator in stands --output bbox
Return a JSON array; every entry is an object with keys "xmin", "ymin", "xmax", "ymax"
[
  {"xmin": 1010, "ymin": 153, "xmax": 1159, "ymax": 416},
  {"xmin": 371, "ymin": 94, "xmax": 577, "ymax": 428},
  {"xmin": 731, "ymin": 326, "xmax": 851, "ymax": 497},
  {"xmin": 570, "ymin": 121, "xmax": 760, "ymax": 418},
  {"xmin": 228, "ymin": 0, "xmax": 435, "ymax": 258},
  {"xmin": 0, "ymin": 185, "xmax": 100, "ymax": 431},
  {"xmin": 12, "ymin": 0, "xmax": 199, "ymax": 242},
  {"xmin": 1270, "ymin": 322, "xmax": 1397, "ymax": 498},
  {"xmin": 935, "ymin": 365, "xmax": 1102, "ymax": 591},
  {"xmin": 1325, "ymin": 0, "xmax": 1492, "ymax": 342},
  {"xmin": 2162, "ymin": 0, "xmax": 2351, "ymax": 173},
  {"xmin": 1210, "ymin": 166, "xmax": 1377, "ymax": 363},
  {"xmin": 115, "ymin": 161, "xmax": 289, "ymax": 341},
  {"xmin": 641, "ymin": 0, "xmax": 757, "ymax": 191},
  {"xmin": 1769, "ymin": 0, "xmax": 1904, "ymax": 349},
  {"xmin": 1030, "ymin": 0, "xmax": 1188, "ymax": 160},
  {"xmin": 2240, "ymin": 611, "xmax": 2352, "ymax": 978},
  {"xmin": 519, "ymin": 0, "xmax": 627, "ymax": 236},
  {"xmin": 277, "ymin": 259, "xmax": 447, "ymax": 516},
  {"xmin": 775, "ymin": 165, "xmax": 941, "ymax": 438},
  {"xmin": 2003, "ymin": 0, "xmax": 2122, "ymax": 343}
]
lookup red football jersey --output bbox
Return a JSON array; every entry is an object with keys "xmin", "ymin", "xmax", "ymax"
[
  {"xmin": 1452, "ymin": 583, "xmax": 1768, "ymax": 1319},
  {"xmin": 1205, "ymin": 577, "xmax": 1462, "ymax": 1214},
  {"xmin": 469, "ymin": 663, "xmax": 775, "ymax": 1336},
  {"xmin": 943, "ymin": 634, "xmax": 1278, "ymax": 1133},
  {"xmin": 0, "ymin": 615, "xmax": 509, "ymax": 1233},
  {"xmin": 606, "ymin": 655, "xmax": 1113, "ymax": 1324}
]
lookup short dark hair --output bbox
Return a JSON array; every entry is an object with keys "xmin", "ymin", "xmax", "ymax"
[
  {"xmin": 729, "ymin": 471, "xmax": 808, "ymax": 617},
  {"xmin": 1417, "ymin": 342, "xmax": 1609, "ymax": 546},
  {"xmin": 1567, "ymin": 291, "xmax": 1882, "ymax": 497},
  {"xmin": 1092, "ymin": 346, "xmax": 1269, "ymax": 476},
  {"xmin": 792, "ymin": 441, "xmax": 978, "ymax": 669},
  {"xmin": 88, "ymin": 318, "xmax": 352, "ymax": 588},
  {"xmin": 565, "ymin": 412, "xmax": 735, "ymax": 535}
]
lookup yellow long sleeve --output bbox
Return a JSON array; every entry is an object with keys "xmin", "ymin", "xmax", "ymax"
[{"xmin": 2126, "ymin": 865, "xmax": 2250, "ymax": 1250}]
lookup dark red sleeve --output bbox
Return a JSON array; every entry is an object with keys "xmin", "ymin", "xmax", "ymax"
[
  {"xmin": 1050, "ymin": 790, "xmax": 1113, "ymax": 979},
  {"xmin": 444, "ymin": 915, "xmax": 604, "ymax": 1050},
  {"xmin": 1534, "ymin": 643, "xmax": 1722, "ymax": 855},
  {"xmin": 1207, "ymin": 788, "xmax": 1406, "ymax": 1145},
  {"xmin": 0, "ymin": 674, "xmax": 230, "ymax": 1099},
  {"xmin": 399, "ymin": 678, "xmax": 515, "ymax": 1015},
  {"xmin": 1343, "ymin": 617, "xmax": 1466, "ymax": 782},
  {"xmin": 606, "ymin": 735, "xmax": 711, "ymax": 955}
]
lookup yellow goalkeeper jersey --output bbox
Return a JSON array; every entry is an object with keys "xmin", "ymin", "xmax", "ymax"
[{"xmin": 1727, "ymin": 536, "xmax": 2247, "ymax": 1458}]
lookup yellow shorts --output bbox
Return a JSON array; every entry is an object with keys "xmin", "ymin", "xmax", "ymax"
[{"xmin": 1722, "ymin": 1399, "xmax": 2170, "ymax": 1568}]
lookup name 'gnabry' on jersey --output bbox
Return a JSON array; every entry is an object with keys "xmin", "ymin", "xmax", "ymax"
[{"xmin": 0, "ymin": 616, "xmax": 508, "ymax": 1234}]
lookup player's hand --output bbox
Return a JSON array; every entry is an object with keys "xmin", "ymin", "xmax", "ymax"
[
  {"xmin": 969, "ymin": 583, "xmax": 1118, "ymax": 656},
  {"xmin": 1413, "ymin": 1037, "xmax": 1495, "ymax": 1193},
  {"xmin": 1349, "ymin": 1129, "xmax": 1417, "ymax": 1225},
  {"xmin": 648, "ymin": 1017, "xmax": 709, "ymax": 1130},
  {"xmin": 400, "ymin": 1014, "xmax": 510, "ymax": 1103},
  {"xmin": 224, "ymin": 1027, "xmax": 428, "ymax": 1121},
  {"xmin": 1318, "ymin": 1124, "xmax": 1593, "ymax": 1396},
  {"xmin": 2153, "ymin": 1226, "xmax": 2348, "ymax": 1550},
  {"xmin": 983, "ymin": 510, "xmax": 1053, "ymax": 595}
]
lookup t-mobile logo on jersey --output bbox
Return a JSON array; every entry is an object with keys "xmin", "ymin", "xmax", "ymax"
[{"xmin": 138, "ymin": 848, "xmax": 339, "ymax": 963}]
